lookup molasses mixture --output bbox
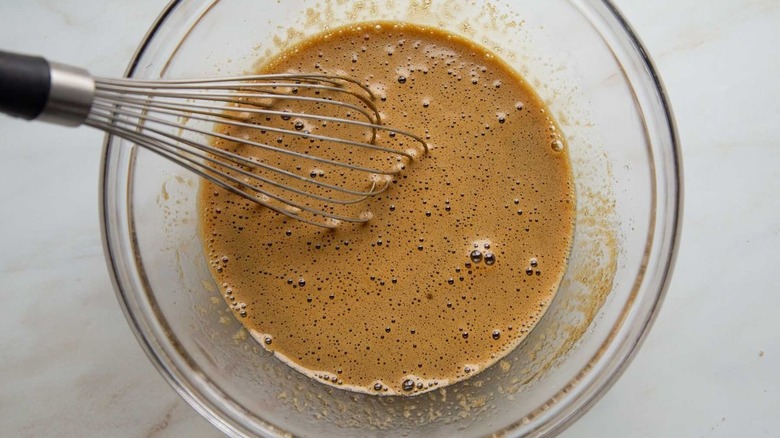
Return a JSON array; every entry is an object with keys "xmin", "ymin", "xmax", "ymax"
[{"xmin": 198, "ymin": 22, "xmax": 575, "ymax": 395}]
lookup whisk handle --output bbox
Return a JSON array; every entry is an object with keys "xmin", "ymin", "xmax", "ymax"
[
  {"xmin": 0, "ymin": 51, "xmax": 50, "ymax": 120},
  {"xmin": 0, "ymin": 50, "xmax": 95, "ymax": 127}
]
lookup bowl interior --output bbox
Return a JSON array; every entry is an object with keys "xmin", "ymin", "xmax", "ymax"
[{"xmin": 102, "ymin": 0, "xmax": 680, "ymax": 436}]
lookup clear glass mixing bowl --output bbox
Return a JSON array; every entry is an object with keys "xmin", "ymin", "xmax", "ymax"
[{"xmin": 100, "ymin": 0, "xmax": 682, "ymax": 436}]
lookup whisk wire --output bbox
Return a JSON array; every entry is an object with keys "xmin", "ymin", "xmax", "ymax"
[
  {"xmin": 90, "ymin": 74, "xmax": 427, "ymax": 227},
  {"xmin": 90, "ymin": 95, "xmax": 416, "ymax": 165},
  {"xmin": 89, "ymin": 118, "xmax": 378, "ymax": 227},
  {"xmin": 87, "ymin": 103, "xmax": 388, "ymax": 202}
]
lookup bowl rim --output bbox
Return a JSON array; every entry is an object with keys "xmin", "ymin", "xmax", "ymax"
[{"xmin": 99, "ymin": 0, "xmax": 683, "ymax": 436}]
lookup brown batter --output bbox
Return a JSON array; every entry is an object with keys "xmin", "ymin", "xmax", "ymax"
[{"xmin": 198, "ymin": 22, "xmax": 574, "ymax": 395}]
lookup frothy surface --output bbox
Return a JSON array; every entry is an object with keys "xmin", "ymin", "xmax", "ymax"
[{"xmin": 198, "ymin": 22, "xmax": 575, "ymax": 395}]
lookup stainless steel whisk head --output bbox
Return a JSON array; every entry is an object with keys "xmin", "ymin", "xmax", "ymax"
[{"xmin": 0, "ymin": 51, "xmax": 428, "ymax": 227}]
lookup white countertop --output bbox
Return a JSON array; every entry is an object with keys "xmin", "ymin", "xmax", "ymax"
[{"xmin": 1, "ymin": 0, "xmax": 778, "ymax": 436}]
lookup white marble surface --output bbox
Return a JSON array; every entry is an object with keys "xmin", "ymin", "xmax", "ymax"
[{"xmin": 0, "ymin": 0, "xmax": 778, "ymax": 436}]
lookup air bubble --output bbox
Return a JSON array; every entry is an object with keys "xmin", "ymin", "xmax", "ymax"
[
  {"xmin": 402, "ymin": 379, "xmax": 415, "ymax": 391},
  {"xmin": 551, "ymin": 139, "xmax": 564, "ymax": 151},
  {"xmin": 470, "ymin": 250, "xmax": 483, "ymax": 263}
]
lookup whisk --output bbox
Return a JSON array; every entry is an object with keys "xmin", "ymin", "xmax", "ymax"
[{"xmin": 0, "ymin": 50, "xmax": 428, "ymax": 227}]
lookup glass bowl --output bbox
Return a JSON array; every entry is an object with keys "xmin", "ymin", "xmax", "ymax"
[{"xmin": 100, "ymin": 0, "xmax": 681, "ymax": 436}]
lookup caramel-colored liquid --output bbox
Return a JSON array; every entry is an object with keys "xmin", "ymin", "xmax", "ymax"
[{"xmin": 198, "ymin": 22, "xmax": 574, "ymax": 395}]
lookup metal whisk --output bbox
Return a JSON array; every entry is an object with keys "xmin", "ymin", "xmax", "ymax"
[{"xmin": 0, "ymin": 50, "xmax": 428, "ymax": 227}]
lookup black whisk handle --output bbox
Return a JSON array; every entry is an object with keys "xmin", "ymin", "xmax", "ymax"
[
  {"xmin": 0, "ymin": 50, "xmax": 94, "ymax": 127},
  {"xmin": 0, "ymin": 50, "xmax": 51, "ymax": 120}
]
